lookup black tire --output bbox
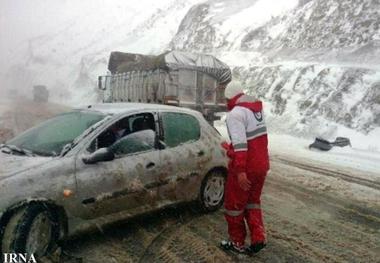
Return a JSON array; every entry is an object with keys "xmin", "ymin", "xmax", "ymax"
[
  {"xmin": 199, "ymin": 170, "xmax": 226, "ymax": 212},
  {"xmin": 1, "ymin": 203, "xmax": 60, "ymax": 257}
]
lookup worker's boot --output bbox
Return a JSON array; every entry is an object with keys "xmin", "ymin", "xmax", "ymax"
[
  {"xmin": 246, "ymin": 242, "xmax": 266, "ymax": 255},
  {"xmin": 220, "ymin": 240, "xmax": 246, "ymax": 254}
]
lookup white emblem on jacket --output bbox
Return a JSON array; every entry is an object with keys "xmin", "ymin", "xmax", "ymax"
[{"xmin": 226, "ymin": 95, "xmax": 267, "ymax": 152}]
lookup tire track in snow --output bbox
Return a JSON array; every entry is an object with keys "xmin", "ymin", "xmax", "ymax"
[{"xmin": 273, "ymin": 156, "xmax": 380, "ymax": 191}]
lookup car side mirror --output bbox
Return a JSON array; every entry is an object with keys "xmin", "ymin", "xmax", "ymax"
[
  {"xmin": 82, "ymin": 148, "xmax": 115, "ymax": 164},
  {"xmin": 157, "ymin": 139, "xmax": 166, "ymax": 150}
]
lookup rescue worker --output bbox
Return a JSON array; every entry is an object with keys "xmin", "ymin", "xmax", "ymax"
[{"xmin": 220, "ymin": 80, "xmax": 269, "ymax": 255}]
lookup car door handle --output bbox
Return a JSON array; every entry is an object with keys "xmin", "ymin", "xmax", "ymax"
[
  {"xmin": 198, "ymin": 150, "xmax": 205, "ymax": 157},
  {"xmin": 146, "ymin": 162, "xmax": 155, "ymax": 169}
]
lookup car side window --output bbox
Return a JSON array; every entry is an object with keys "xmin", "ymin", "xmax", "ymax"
[
  {"xmin": 110, "ymin": 130, "xmax": 156, "ymax": 156},
  {"xmin": 161, "ymin": 112, "xmax": 200, "ymax": 148},
  {"xmin": 88, "ymin": 112, "xmax": 156, "ymax": 153}
]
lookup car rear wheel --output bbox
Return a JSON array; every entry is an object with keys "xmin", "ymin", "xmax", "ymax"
[
  {"xmin": 1, "ymin": 203, "xmax": 60, "ymax": 257},
  {"xmin": 199, "ymin": 170, "xmax": 226, "ymax": 212}
]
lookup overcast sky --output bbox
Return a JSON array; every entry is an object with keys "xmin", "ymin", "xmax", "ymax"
[
  {"xmin": 0, "ymin": 0, "xmax": 298, "ymax": 97},
  {"xmin": 0, "ymin": 0, "xmax": 174, "ymax": 77},
  {"xmin": 0, "ymin": 0, "xmax": 296, "ymax": 60},
  {"xmin": 0, "ymin": 0, "xmax": 175, "ymax": 47}
]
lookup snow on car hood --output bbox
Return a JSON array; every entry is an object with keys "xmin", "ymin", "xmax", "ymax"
[{"xmin": 0, "ymin": 151, "xmax": 52, "ymax": 179}]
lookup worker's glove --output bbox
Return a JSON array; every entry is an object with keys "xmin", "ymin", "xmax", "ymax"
[
  {"xmin": 221, "ymin": 142, "xmax": 229, "ymax": 150},
  {"xmin": 237, "ymin": 172, "xmax": 251, "ymax": 191},
  {"xmin": 221, "ymin": 142, "xmax": 235, "ymax": 159}
]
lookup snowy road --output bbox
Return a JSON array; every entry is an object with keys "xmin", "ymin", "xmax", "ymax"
[
  {"xmin": 57, "ymin": 156, "xmax": 380, "ymax": 263},
  {"xmin": 274, "ymin": 156, "xmax": 380, "ymax": 191}
]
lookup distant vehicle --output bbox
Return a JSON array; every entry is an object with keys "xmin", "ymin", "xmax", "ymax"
[
  {"xmin": 98, "ymin": 51, "xmax": 232, "ymax": 122},
  {"xmin": 0, "ymin": 103, "xmax": 228, "ymax": 257},
  {"xmin": 33, "ymin": 85, "xmax": 49, "ymax": 103}
]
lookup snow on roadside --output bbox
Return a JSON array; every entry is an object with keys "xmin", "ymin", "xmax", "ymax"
[
  {"xmin": 214, "ymin": 121, "xmax": 380, "ymax": 180},
  {"xmin": 214, "ymin": 120, "xmax": 380, "ymax": 206},
  {"xmin": 269, "ymin": 133, "xmax": 380, "ymax": 180}
]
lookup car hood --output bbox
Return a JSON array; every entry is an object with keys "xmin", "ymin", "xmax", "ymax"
[{"xmin": 0, "ymin": 151, "xmax": 52, "ymax": 179}]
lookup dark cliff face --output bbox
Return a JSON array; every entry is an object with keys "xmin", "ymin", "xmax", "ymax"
[{"xmin": 170, "ymin": 0, "xmax": 380, "ymax": 134}]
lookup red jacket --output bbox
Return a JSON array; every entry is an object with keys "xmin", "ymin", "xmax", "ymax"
[{"xmin": 226, "ymin": 94, "xmax": 270, "ymax": 174}]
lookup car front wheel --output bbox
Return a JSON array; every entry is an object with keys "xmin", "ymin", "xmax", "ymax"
[
  {"xmin": 1, "ymin": 203, "xmax": 60, "ymax": 257},
  {"xmin": 199, "ymin": 170, "xmax": 226, "ymax": 212}
]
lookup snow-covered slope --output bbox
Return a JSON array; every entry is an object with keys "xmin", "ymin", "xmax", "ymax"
[
  {"xmin": 171, "ymin": 0, "xmax": 380, "ymax": 66},
  {"xmin": 170, "ymin": 0, "xmax": 299, "ymax": 53},
  {"xmin": 170, "ymin": 0, "xmax": 380, "ymax": 140},
  {"xmin": 237, "ymin": 63, "xmax": 380, "ymax": 135},
  {"xmin": 241, "ymin": 0, "xmax": 380, "ymax": 65}
]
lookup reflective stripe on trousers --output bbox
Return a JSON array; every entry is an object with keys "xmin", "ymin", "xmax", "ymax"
[
  {"xmin": 224, "ymin": 209, "xmax": 244, "ymax": 217},
  {"xmin": 246, "ymin": 203, "xmax": 261, "ymax": 209},
  {"xmin": 225, "ymin": 203, "xmax": 261, "ymax": 216}
]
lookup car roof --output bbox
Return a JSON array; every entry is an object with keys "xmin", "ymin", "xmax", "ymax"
[{"xmin": 82, "ymin": 102, "xmax": 201, "ymax": 116}]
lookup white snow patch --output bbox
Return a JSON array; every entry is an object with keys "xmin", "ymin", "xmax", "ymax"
[
  {"xmin": 268, "ymin": 20, "xmax": 287, "ymax": 39},
  {"xmin": 218, "ymin": 0, "xmax": 298, "ymax": 49},
  {"xmin": 214, "ymin": 121, "xmax": 380, "ymax": 180}
]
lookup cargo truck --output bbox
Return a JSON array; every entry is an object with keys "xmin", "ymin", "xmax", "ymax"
[{"xmin": 98, "ymin": 51, "xmax": 231, "ymax": 122}]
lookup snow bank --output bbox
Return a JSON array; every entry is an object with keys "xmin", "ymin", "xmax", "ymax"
[{"xmin": 214, "ymin": 121, "xmax": 380, "ymax": 179}]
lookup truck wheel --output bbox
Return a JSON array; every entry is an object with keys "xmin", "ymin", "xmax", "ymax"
[
  {"xmin": 1, "ymin": 203, "xmax": 60, "ymax": 257},
  {"xmin": 199, "ymin": 170, "xmax": 226, "ymax": 212}
]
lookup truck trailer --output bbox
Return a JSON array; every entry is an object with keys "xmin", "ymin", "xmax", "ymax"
[{"xmin": 98, "ymin": 51, "xmax": 231, "ymax": 122}]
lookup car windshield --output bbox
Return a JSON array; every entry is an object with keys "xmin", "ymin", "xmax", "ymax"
[{"xmin": 6, "ymin": 111, "xmax": 106, "ymax": 156}]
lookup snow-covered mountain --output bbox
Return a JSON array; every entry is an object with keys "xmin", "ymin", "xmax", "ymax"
[
  {"xmin": 238, "ymin": 64, "xmax": 380, "ymax": 136},
  {"xmin": 171, "ymin": 0, "xmax": 380, "ymax": 64},
  {"xmin": 171, "ymin": 0, "xmax": 380, "ymax": 139},
  {"xmin": 1, "ymin": 0, "xmax": 380, "ymax": 147}
]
